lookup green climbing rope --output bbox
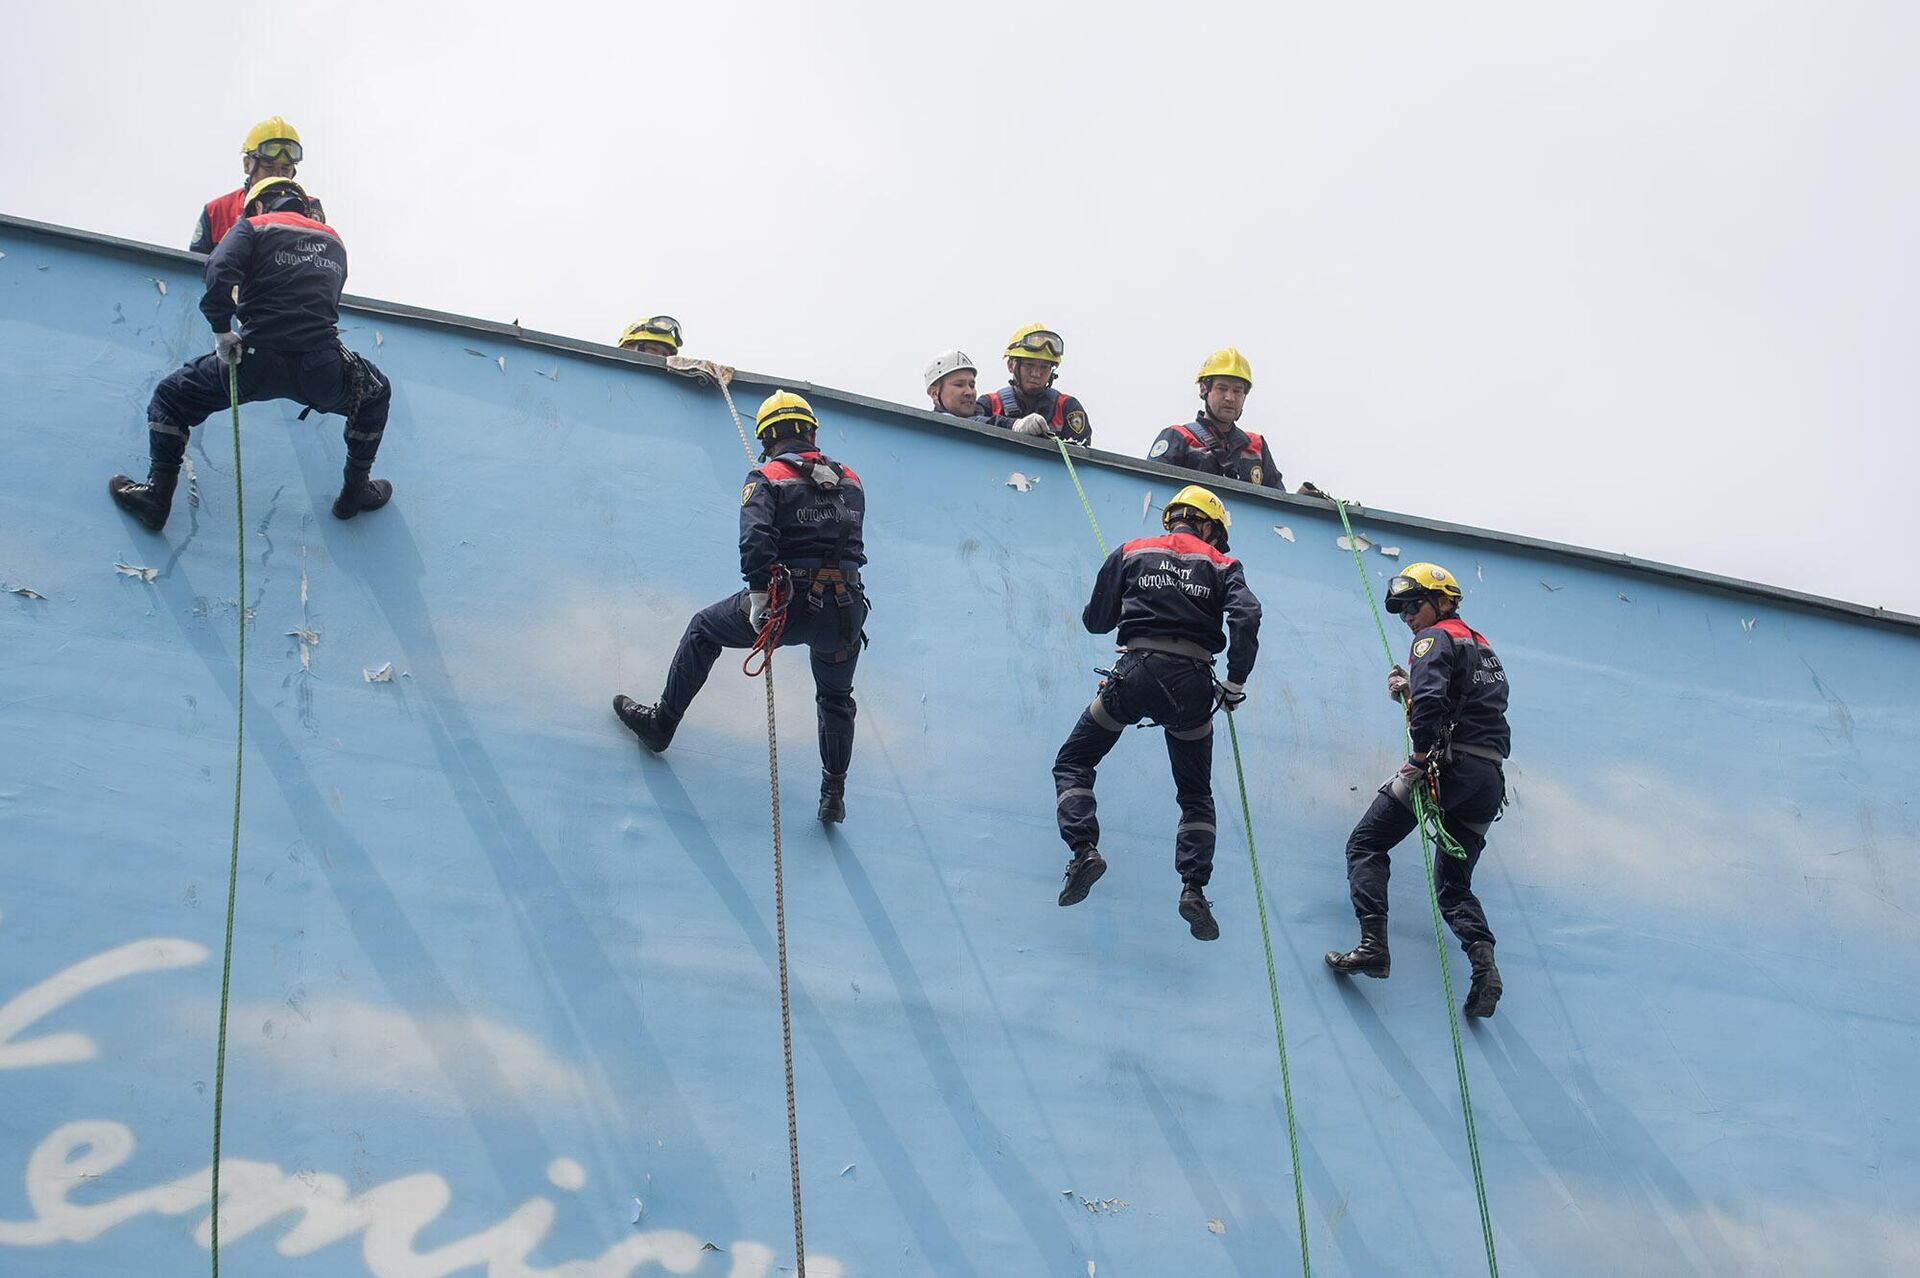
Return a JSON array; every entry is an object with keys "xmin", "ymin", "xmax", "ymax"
[
  {"xmin": 1055, "ymin": 437, "xmax": 1108, "ymax": 555},
  {"xmin": 1223, "ymin": 708, "xmax": 1314, "ymax": 1277},
  {"xmin": 209, "ymin": 360, "xmax": 246, "ymax": 1277},
  {"xmin": 1060, "ymin": 443, "xmax": 1311, "ymax": 1276},
  {"xmin": 1330, "ymin": 496, "xmax": 1499, "ymax": 1278}
]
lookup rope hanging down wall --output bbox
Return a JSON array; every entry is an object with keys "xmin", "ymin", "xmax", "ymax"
[
  {"xmin": 1055, "ymin": 437, "xmax": 1314, "ymax": 1277},
  {"xmin": 208, "ymin": 361, "xmax": 247, "ymax": 1278},
  {"xmin": 1331, "ymin": 496, "xmax": 1500, "ymax": 1278},
  {"xmin": 705, "ymin": 362, "xmax": 810, "ymax": 1278}
]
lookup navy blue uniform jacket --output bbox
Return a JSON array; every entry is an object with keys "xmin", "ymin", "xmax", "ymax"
[
  {"xmin": 975, "ymin": 383, "xmax": 1092, "ymax": 446},
  {"xmin": 738, "ymin": 450, "xmax": 868, "ymax": 589},
  {"xmin": 1407, "ymin": 617, "xmax": 1510, "ymax": 757},
  {"xmin": 1148, "ymin": 415, "xmax": 1282, "ymax": 489},
  {"xmin": 201, "ymin": 211, "xmax": 346, "ymax": 351},
  {"xmin": 1084, "ymin": 532, "xmax": 1261, "ymax": 685}
]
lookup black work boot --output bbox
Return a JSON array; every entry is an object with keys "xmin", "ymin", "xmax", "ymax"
[
  {"xmin": 1325, "ymin": 915, "xmax": 1391, "ymax": 978},
  {"xmin": 1179, "ymin": 880, "xmax": 1220, "ymax": 941},
  {"xmin": 1463, "ymin": 941, "xmax": 1503, "ymax": 1018},
  {"xmin": 612, "ymin": 695, "xmax": 675, "ymax": 753},
  {"xmin": 108, "ymin": 462, "xmax": 181, "ymax": 531},
  {"xmin": 332, "ymin": 460, "xmax": 393, "ymax": 520},
  {"xmin": 818, "ymin": 771, "xmax": 847, "ymax": 824},
  {"xmin": 1057, "ymin": 845, "xmax": 1107, "ymax": 906}
]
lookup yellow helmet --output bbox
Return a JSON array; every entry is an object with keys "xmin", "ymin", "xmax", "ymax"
[
  {"xmin": 755, "ymin": 389, "xmax": 819, "ymax": 439},
  {"xmin": 243, "ymin": 175, "xmax": 309, "ymax": 210},
  {"xmin": 1196, "ymin": 346, "xmax": 1253, "ymax": 388},
  {"xmin": 241, "ymin": 116, "xmax": 303, "ymax": 162},
  {"xmin": 1385, "ymin": 561, "xmax": 1464, "ymax": 612},
  {"xmin": 1162, "ymin": 484, "xmax": 1230, "ymax": 530},
  {"xmin": 1005, "ymin": 323, "xmax": 1065, "ymax": 365},
  {"xmin": 618, "ymin": 315, "xmax": 683, "ymax": 352}
]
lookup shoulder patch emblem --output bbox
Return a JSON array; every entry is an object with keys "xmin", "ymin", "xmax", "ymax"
[
  {"xmin": 1066, "ymin": 410, "xmax": 1089, "ymax": 434},
  {"xmin": 1249, "ymin": 465, "xmax": 1264, "ymax": 485},
  {"xmin": 1412, "ymin": 636, "xmax": 1436, "ymax": 660},
  {"xmin": 740, "ymin": 481, "xmax": 757, "ymax": 506},
  {"xmin": 1149, "ymin": 439, "xmax": 1170, "ymax": 458}
]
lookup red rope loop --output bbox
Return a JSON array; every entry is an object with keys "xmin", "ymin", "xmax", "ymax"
[{"xmin": 742, "ymin": 567, "xmax": 793, "ymax": 678}]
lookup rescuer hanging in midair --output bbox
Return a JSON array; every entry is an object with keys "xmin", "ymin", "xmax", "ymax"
[
  {"xmin": 613, "ymin": 390, "xmax": 871, "ymax": 823},
  {"xmin": 1051, "ymin": 485, "xmax": 1262, "ymax": 940},
  {"xmin": 110, "ymin": 176, "xmax": 395, "ymax": 531},
  {"xmin": 1326, "ymin": 561, "xmax": 1510, "ymax": 1017}
]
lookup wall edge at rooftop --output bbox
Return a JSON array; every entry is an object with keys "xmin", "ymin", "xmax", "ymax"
[{"xmin": 6, "ymin": 210, "xmax": 1913, "ymax": 634}]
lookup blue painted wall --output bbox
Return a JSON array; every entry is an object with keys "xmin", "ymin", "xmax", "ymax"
[{"xmin": 3, "ymin": 220, "xmax": 1917, "ymax": 1277}]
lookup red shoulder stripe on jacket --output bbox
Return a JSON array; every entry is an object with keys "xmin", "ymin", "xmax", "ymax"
[
  {"xmin": 1165, "ymin": 530, "xmax": 1233, "ymax": 564},
  {"xmin": 246, "ymin": 212, "xmax": 340, "ymax": 238},
  {"xmin": 1434, "ymin": 616, "xmax": 1489, "ymax": 644},
  {"xmin": 1118, "ymin": 532, "xmax": 1234, "ymax": 565}
]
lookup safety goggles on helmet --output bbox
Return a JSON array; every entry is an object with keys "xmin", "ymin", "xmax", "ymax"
[
  {"xmin": 1010, "ymin": 329, "xmax": 1065, "ymax": 359},
  {"xmin": 1384, "ymin": 576, "xmax": 1435, "ymax": 614},
  {"xmin": 635, "ymin": 315, "xmax": 681, "ymax": 344},
  {"xmin": 248, "ymin": 138, "xmax": 304, "ymax": 164}
]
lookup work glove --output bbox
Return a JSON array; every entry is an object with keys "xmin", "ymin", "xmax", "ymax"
[
  {"xmin": 1013, "ymin": 412, "xmax": 1052, "ymax": 437},
  {"xmin": 745, "ymin": 591, "xmax": 770, "ymax": 628},
  {"xmin": 1386, "ymin": 664, "xmax": 1410, "ymax": 703},
  {"xmin": 1217, "ymin": 680, "xmax": 1247, "ymax": 710},
  {"xmin": 214, "ymin": 331, "xmax": 244, "ymax": 366}
]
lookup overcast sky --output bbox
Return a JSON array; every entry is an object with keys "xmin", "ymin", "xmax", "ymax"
[{"xmin": 6, "ymin": 1, "xmax": 1916, "ymax": 613}]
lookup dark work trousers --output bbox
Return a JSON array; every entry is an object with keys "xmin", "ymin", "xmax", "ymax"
[
  {"xmin": 1052, "ymin": 650, "xmax": 1219, "ymax": 885},
  {"xmin": 1344, "ymin": 752, "xmax": 1504, "ymax": 949},
  {"xmin": 146, "ymin": 346, "xmax": 392, "ymax": 467},
  {"xmin": 659, "ymin": 585, "xmax": 868, "ymax": 774}
]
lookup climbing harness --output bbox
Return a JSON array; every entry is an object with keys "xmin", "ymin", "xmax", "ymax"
[
  {"xmin": 1331, "ymin": 496, "xmax": 1500, "ymax": 1278},
  {"xmin": 1058, "ymin": 446, "xmax": 1311, "ymax": 1277},
  {"xmin": 1416, "ymin": 753, "xmax": 1470, "ymax": 860},
  {"xmin": 710, "ymin": 369, "xmax": 809, "ymax": 1278},
  {"xmin": 209, "ymin": 361, "xmax": 246, "ymax": 1278}
]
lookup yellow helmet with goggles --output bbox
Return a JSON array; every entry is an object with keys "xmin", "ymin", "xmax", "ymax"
[
  {"xmin": 1385, "ymin": 562, "xmax": 1463, "ymax": 613},
  {"xmin": 242, "ymin": 116, "xmax": 304, "ymax": 164},
  {"xmin": 618, "ymin": 315, "xmax": 683, "ymax": 352},
  {"xmin": 1004, "ymin": 323, "xmax": 1065, "ymax": 365}
]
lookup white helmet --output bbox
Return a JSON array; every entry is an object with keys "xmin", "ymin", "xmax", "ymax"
[{"xmin": 924, "ymin": 349, "xmax": 977, "ymax": 392}]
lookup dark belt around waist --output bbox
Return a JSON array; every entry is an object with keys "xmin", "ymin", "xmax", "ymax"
[{"xmin": 1122, "ymin": 635, "xmax": 1214, "ymax": 663}]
